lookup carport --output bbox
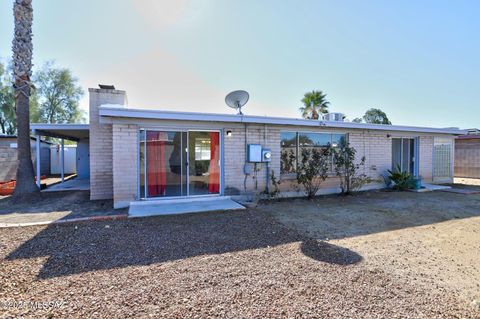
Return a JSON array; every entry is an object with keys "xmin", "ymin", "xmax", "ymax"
[{"xmin": 31, "ymin": 124, "xmax": 90, "ymax": 190}]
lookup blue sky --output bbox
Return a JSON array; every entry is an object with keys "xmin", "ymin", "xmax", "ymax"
[{"xmin": 0, "ymin": 0, "xmax": 479, "ymax": 128}]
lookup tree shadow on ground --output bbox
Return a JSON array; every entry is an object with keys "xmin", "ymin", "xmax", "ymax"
[
  {"xmin": 6, "ymin": 209, "xmax": 361, "ymax": 279},
  {"xmin": 301, "ymin": 240, "xmax": 362, "ymax": 265}
]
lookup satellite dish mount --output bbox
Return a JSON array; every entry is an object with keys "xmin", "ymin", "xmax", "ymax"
[{"xmin": 225, "ymin": 90, "xmax": 249, "ymax": 115}]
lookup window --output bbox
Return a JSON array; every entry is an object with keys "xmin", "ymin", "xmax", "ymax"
[
  {"xmin": 280, "ymin": 132, "xmax": 297, "ymax": 174},
  {"xmin": 280, "ymin": 131, "xmax": 347, "ymax": 175},
  {"xmin": 194, "ymin": 137, "xmax": 211, "ymax": 161}
]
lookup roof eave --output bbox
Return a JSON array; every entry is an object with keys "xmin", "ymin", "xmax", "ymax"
[{"xmin": 98, "ymin": 105, "xmax": 466, "ymax": 135}]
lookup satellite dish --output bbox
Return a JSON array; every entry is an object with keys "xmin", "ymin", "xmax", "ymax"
[{"xmin": 225, "ymin": 90, "xmax": 249, "ymax": 115}]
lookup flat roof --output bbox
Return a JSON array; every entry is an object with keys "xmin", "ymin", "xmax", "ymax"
[
  {"xmin": 31, "ymin": 123, "xmax": 89, "ymax": 141},
  {"xmin": 457, "ymin": 134, "xmax": 480, "ymax": 140},
  {"xmin": 0, "ymin": 134, "xmax": 52, "ymax": 144},
  {"xmin": 99, "ymin": 104, "xmax": 466, "ymax": 135}
]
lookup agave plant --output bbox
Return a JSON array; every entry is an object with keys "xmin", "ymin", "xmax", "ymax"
[{"xmin": 387, "ymin": 165, "xmax": 415, "ymax": 191}]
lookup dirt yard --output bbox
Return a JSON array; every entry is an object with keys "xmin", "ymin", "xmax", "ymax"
[
  {"xmin": 454, "ymin": 177, "xmax": 480, "ymax": 186},
  {"xmin": 261, "ymin": 189, "xmax": 480, "ymax": 308},
  {"xmin": 0, "ymin": 190, "xmax": 479, "ymax": 317}
]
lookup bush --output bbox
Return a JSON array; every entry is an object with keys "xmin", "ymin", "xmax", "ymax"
[
  {"xmin": 296, "ymin": 147, "xmax": 331, "ymax": 199},
  {"xmin": 387, "ymin": 165, "xmax": 415, "ymax": 191},
  {"xmin": 263, "ymin": 169, "xmax": 281, "ymax": 198},
  {"xmin": 332, "ymin": 142, "xmax": 372, "ymax": 194}
]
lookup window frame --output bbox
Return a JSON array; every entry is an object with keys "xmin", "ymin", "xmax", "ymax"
[{"xmin": 280, "ymin": 130, "xmax": 348, "ymax": 179}]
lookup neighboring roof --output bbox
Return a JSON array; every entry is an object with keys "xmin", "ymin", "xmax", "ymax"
[
  {"xmin": 0, "ymin": 134, "xmax": 52, "ymax": 144},
  {"xmin": 99, "ymin": 104, "xmax": 466, "ymax": 135},
  {"xmin": 457, "ymin": 135, "xmax": 480, "ymax": 140},
  {"xmin": 31, "ymin": 123, "xmax": 90, "ymax": 141},
  {"xmin": 466, "ymin": 128, "xmax": 480, "ymax": 134}
]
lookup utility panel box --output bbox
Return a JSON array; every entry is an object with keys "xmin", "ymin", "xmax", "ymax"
[
  {"xmin": 247, "ymin": 144, "xmax": 262, "ymax": 162},
  {"xmin": 262, "ymin": 148, "xmax": 272, "ymax": 162}
]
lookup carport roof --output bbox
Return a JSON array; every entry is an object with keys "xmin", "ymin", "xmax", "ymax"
[{"xmin": 31, "ymin": 124, "xmax": 89, "ymax": 142}]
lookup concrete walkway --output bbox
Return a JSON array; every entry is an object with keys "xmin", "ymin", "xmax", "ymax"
[
  {"xmin": 0, "ymin": 191, "xmax": 126, "ymax": 227},
  {"xmin": 129, "ymin": 196, "xmax": 245, "ymax": 218},
  {"xmin": 44, "ymin": 178, "xmax": 90, "ymax": 192}
]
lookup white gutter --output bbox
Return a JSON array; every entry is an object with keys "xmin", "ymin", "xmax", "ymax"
[{"xmin": 99, "ymin": 104, "xmax": 466, "ymax": 135}]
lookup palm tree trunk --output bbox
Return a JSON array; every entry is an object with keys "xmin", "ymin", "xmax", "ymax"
[
  {"xmin": 12, "ymin": 0, "xmax": 38, "ymax": 196},
  {"xmin": 13, "ymin": 80, "xmax": 38, "ymax": 194}
]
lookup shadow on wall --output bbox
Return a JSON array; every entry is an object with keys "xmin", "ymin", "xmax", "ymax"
[{"xmin": 6, "ymin": 210, "xmax": 362, "ymax": 279}]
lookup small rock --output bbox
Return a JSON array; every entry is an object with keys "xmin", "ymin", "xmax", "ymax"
[{"xmin": 471, "ymin": 299, "xmax": 480, "ymax": 309}]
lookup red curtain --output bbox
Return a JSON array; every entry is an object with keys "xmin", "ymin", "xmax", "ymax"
[
  {"xmin": 147, "ymin": 131, "xmax": 167, "ymax": 196},
  {"xmin": 208, "ymin": 132, "xmax": 220, "ymax": 193}
]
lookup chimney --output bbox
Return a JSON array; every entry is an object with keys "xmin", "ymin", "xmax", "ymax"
[{"xmin": 88, "ymin": 86, "xmax": 127, "ymax": 200}]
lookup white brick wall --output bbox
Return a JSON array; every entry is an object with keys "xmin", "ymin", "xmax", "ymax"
[
  {"xmin": 97, "ymin": 114, "xmax": 445, "ymax": 202},
  {"xmin": 89, "ymin": 88, "xmax": 127, "ymax": 200},
  {"xmin": 349, "ymin": 131, "xmax": 392, "ymax": 182},
  {"xmin": 112, "ymin": 124, "xmax": 138, "ymax": 208},
  {"xmin": 224, "ymin": 126, "xmax": 438, "ymax": 195},
  {"xmin": 419, "ymin": 136, "xmax": 434, "ymax": 182},
  {"xmin": 223, "ymin": 125, "xmax": 280, "ymax": 194}
]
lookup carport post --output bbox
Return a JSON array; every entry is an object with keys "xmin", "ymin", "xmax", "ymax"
[
  {"xmin": 36, "ymin": 135, "xmax": 41, "ymax": 189},
  {"xmin": 61, "ymin": 138, "xmax": 65, "ymax": 183}
]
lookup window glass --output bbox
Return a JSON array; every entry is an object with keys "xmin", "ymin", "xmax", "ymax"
[
  {"xmin": 194, "ymin": 137, "xmax": 211, "ymax": 160},
  {"xmin": 281, "ymin": 132, "xmax": 297, "ymax": 174},
  {"xmin": 298, "ymin": 133, "xmax": 331, "ymax": 147},
  {"xmin": 331, "ymin": 134, "xmax": 347, "ymax": 148},
  {"xmin": 280, "ymin": 131, "xmax": 347, "ymax": 175}
]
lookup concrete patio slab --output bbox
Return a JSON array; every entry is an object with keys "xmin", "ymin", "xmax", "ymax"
[
  {"xmin": 43, "ymin": 178, "xmax": 90, "ymax": 192},
  {"xmin": 128, "ymin": 196, "xmax": 245, "ymax": 218},
  {"xmin": 0, "ymin": 191, "xmax": 126, "ymax": 227},
  {"xmin": 409, "ymin": 183, "xmax": 452, "ymax": 192}
]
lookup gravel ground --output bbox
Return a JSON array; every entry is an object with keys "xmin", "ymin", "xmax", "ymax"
[
  {"xmin": 263, "ymin": 190, "xmax": 480, "ymax": 314},
  {"xmin": 1, "ymin": 208, "xmax": 478, "ymax": 318}
]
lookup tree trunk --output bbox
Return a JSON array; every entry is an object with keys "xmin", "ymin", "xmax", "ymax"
[
  {"xmin": 0, "ymin": 118, "xmax": 6, "ymax": 134},
  {"xmin": 13, "ymin": 79, "xmax": 38, "ymax": 195},
  {"xmin": 12, "ymin": 0, "xmax": 38, "ymax": 197}
]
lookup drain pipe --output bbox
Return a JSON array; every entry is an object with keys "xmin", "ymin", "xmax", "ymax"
[
  {"xmin": 265, "ymin": 162, "xmax": 270, "ymax": 194},
  {"xmin": 243, "ymin": 122, "xmax": 248, "ymax": 192}
]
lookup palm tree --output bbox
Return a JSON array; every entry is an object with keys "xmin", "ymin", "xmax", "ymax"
[
  {"xmin": 12, "ymin": 0, "xmax": 38, "ymax": 196},
  {"xmin": 299, "ymin": 90, "xmax": 330, "ymax": 119}
]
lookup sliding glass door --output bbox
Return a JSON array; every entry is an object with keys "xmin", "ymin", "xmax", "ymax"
[
  {"xmin": 188, "ymin": 131, "xmax": 220, "ymax": 196},
  {"xmin": 392, "ymin": 138, "xmax": 417, "ymax": 175},
  {"xmin": 139, "ymin": 130, "xmax": 220, "ymax": 198}
]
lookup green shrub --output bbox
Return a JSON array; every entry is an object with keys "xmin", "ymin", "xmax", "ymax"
[
  {"xmin": 332, "ymin": 142, "xmax": 372, "ymax": 194},
  {"xmin": 387, "ymin": 165, "xmax": 415, "ymax": 191},
  {"xmin": 296, "ymin": 147, "xmax": 331, "ymax": 199},
  {"xmin": 263, "ymin": 169, "xmax": 281, "ymax": 198}
]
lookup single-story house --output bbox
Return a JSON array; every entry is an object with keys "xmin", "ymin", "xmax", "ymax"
[
  {"xmin": 0, "ymin": 135, "xmax": 50, "ymax": 182},
  {"xmin": 31, "ymin": 87, "xmax": 464, "ymax": 208},
  {"xmin": 455, "ymin": 130, "xmax": 480, "ymax": 179}
]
